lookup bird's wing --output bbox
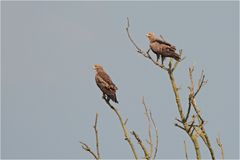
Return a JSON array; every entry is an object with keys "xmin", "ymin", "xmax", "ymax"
[
  {"xmin": 150, "ymin": 42, "xmax": 176, "ymax": 55},
  {"xmin": 155, "ymin": 38, "xmax": 176, "ymax": 51},
  {"xmin": 155, "ymin": 37, "xmax": 170, "ymax": 45},
  {"xmin": 96, "ymin": 71, "xmax": 118, "ymax": 91},
  {"xmin": 160, "ymin": 44, "xmax": 173, "ymax": 52}
]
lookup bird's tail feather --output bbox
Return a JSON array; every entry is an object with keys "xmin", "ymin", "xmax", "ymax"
[
  {"xmin": 172, "ymin": 53, "xmax": 181, "ymax": 61},
  {"xmin": 109, "ymin": 94, "xmax": 119, "ymax": 103}
]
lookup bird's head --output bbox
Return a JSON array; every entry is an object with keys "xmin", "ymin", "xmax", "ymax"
[
  {"xmin": 146, "ymin": 32, "xmax": 156, "ymax": 42},
  {"xmin": 93, "ymin": 64, "xmax": 104, "ymax": 72}
]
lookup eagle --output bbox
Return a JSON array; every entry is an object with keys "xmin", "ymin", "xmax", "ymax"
[
  {"xmin": 146, "ymin": 32, "xmax": 181, "ymax": 65},
  {"xmin": 93, "ymin": 64, "xmax": 118, "ymax": 103}
]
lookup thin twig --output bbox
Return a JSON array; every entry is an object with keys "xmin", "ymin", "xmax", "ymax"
[
  {"xmin": 188, "ymin": 66, "xmax": 204, "ymax": 123},
  {"xmin": 185, "ymin": 95, "xmax": 192, "ymax": 122},
  {"xmin": 184, "ymin": 140, "xmax": 189, "ymax": 160},
  {"xmin": 80, "ymin": 141, "xmax": 98, "ymax": 159},
  {"xmin": 103, "ymin": 97, "xmax": 139, "ymax": 159},
  {"xmin": 187, "ymin": 116, "xmax": 196, "ymax": 133},
  {"xmin": 175, "ymin": 123, "xmax": 186, "ymax": 131},
  {"xmin": 131, "ymin": 130, "xmax": 150, "ymax": 160},
  {"xmin": 194, "ymin": 70, "xmax": 207, "ymax": 98},
  {"xmin": 188, "ymin": 67, "xmax": 215, "ymax": 159},
  {"xmin": 150, "ymin": 109, "xmax": 159, "ymax": 159},
  {"xmin": 142, "ymin": 97, "xmax": 153, "ymax": 159},
  {"xmin": 172, "ymin": 49, "xmax": 186, "ymax": 72},
  {"xmin": 124, "ymin": 118, "xmax": 128, "ymax": 125},
  {"xmin": 216, "ymin": 134, "xmax": 224, "ymax": 160},
  {"xmin": 93, "ymin": 113, "xmax": 100, "ymax": 159}
]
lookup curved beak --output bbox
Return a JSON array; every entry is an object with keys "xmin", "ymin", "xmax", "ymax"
[{"xmin": 92, "ymin": 65, "xmax": 96, "ymax": 70}]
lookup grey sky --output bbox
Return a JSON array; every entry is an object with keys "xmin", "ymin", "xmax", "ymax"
[{"xmin": 1, "ymin": 1, "xmax": 239, "ymax": 159}]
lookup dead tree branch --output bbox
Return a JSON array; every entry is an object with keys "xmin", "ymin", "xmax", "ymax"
[
  {"xmin": 142, "ymin": 97, "xmax": 159, "ymax": 159},
  {"xmin": 126, "ymin": 18, "xmax": 203, "ymax": 159},
  {"xmin": 216, "ymin": 134, "xmax": 224, "ymax": 160},
  {"xmin": 188, "ymin": 66, "xmax": 215, "ymax": 159},
  {"xmin": 80, "ymin": 113, "xmax": 101, "ymax": 160},
  {"xmin": 131, "ymin": 130, "xmax": 150, "ymax": 160},
  {"xmin": 188, "ymin": 66, "xmax": 205, "ymax": 123},
  {"xmin": 184, "ymin": 140, "xmax": 189, "ymax": 160},
  {"xmin": 80, "ymin": 142, "xmax": 98, "ymax": 159},
  {"xmin": 142, "ymin": 97, "xmax": 153, "ymax": 158},
  {"xmin": 103, "ymin": 97, "xmax": 139, "ymax": 159},
  {"xmin": 150, "ymin": 110, "xmax": 159, "ymax": 159},
  {"xmin": 93, "ymin": 113, "xmax": 100, "ymax": 159}
]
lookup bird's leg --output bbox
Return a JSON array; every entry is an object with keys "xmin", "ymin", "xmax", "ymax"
[
  {"xmin": 161, "ymin": 55, "xmax": 165, "ymax": 66},
  {"xmin": 102, "ymin": 93, "xmax": 106, "ymax": 99},
  {"xmin": 156, "ymin": 54, "xmax": 160, "ymax": 63},
  {"xmin": 106, "ymin": 96, "xmax": 110, "ymax": 103},
  {"xmin": 147, "ymin": 48, "xmax": 150, "ymax": 54}
]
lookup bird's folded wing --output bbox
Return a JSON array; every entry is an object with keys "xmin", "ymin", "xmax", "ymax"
[
  {"xmin": 96, "ymin": 75, "xmax": 110, "ymax": 88},
  {"xmin": 99, "ymin": 72, "xmax": 118, "ymax": 90}
]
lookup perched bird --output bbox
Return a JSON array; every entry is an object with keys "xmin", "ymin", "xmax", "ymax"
[
  {"xmin": 146, "ymin": 32, "xmax": 181, "ymax": 65},
  {"xmin": 93, "ymin": 64, "xmax": 118, "ymax": 103}
]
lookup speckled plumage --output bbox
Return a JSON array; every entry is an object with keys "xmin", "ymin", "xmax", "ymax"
[
  {"xmin": 146, "ymin": 32, "xmax": 181, "ymax": 64},
  {"xmin": 93, "ymin": 64, "xmax": 118, "ymax": 103}
]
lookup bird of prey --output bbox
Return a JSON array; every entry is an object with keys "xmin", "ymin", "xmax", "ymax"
[
  {"xmin": 93, "ymin": 64, "xmax": 118, "ymax": 103},
  {"xmin": 146, "ymin": 32, "xmax": 181, "ymax": 65}
]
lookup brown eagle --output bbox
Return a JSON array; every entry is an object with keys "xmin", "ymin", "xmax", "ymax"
[
  {"xmin": 93, "ymin": 64, "xmax": 118, "ymax": 103},
  {"xmin": 146, "ymin": 32, "xmax": 181, "ymax": 65}
]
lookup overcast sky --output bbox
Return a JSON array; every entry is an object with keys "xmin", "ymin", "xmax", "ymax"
[{"xmin": 1, "ymin": 1, "xmax": 239, "ymax": 159}]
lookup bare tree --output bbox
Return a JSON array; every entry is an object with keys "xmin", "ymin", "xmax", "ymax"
[
  {"xmin": 125, "ymin": 17, "xmax": 224, "ymax": 159},
  {"xmin": 80, "ymin": 113, "xmax": 100, "ymax": 160},
  {"xmin": 80, "ymin": 96, "xmax": 159, "ymax": 159},
  {"xmin": 80, "ymin": 18, "xmax": 224, "ymax": 160}
]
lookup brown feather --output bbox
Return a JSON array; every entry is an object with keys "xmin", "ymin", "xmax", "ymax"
[
  {"xmin": 146, "ymin": 32, "xmax": 181, "ymax": 62},
  {"xmin": 94, "ymin": 64, "xmax": 118, "ymax": 103}
]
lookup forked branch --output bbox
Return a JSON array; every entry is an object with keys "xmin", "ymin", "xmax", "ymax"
[
  {"xmin": 216, "ymin": 134, "xmax": 224, "ymax": 159},
  {"xmin": 80, "ymin": 113, "xmax": 101, "ymax": 159},
  {"xmin": 188, "ymin": 66, "xmax": 215, "ymax": 159},
  {"xmin": 103, "ymin": 97, "xmax": 139, "ymax": 159},
  {"xmin": 142, "ymin": 96, "xmax": 159, "ymax": 159},
  {"xmin": 80, "ymin": 142, "xmax": 98, "ymax": 159},
  {"xmin": 131, "ymin": 130, "xmax": 150, "ymax": 160},
  {"xmin": 93, "ymin": 113, "xmax": 100, "ymax": 159}
]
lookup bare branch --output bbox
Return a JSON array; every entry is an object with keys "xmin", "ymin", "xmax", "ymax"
[
  {"xmin": 187, "ymin": 115, "xmax": 196, "ymax": 133},
  {"xmin": 149, "ymin": 108, "xmax": 159, "ymax": 159},
  {"xmin": 185, "ymin": 95, "xmax": 192, "ymax": 122},
  {"xmin": 188, "ymin": 66, "xmax": 204, "ymax": 123},
  {"xmin": 172, "ymin": 49, "xmax": 186, "ymax": 72},
  {"xmin": 124, "ymin": 118, "xmax": 128, "ymax": 125},
  {"xmin": 103, "ymin": 97, "xmax": 139, "ymax": 159},
  {"xmin": 142, "ymin": 97, "xmax": 153, "ymax": 158},
  {"xmin": 175, "ymin": 123, "xmax": 186, "ymax": 131},
  {"xmin": 80, "ymin": 113, "xmax": 100, "ymax": 159},
  {"xmin": 188, "ymin": 67, "xmax": 215, "ymax": 159},
  {"xmin": 175, "ymin": 118, "xmax": 183, "ymax": 124},
  {"xmin": 142, "ymin": 97, "xmax": 159, "ymax": 159},
  {"xmin": 80, "ymin": 141, "xmax": 98, "ymax": 159},
  {"xmin": 126, "ymin": 18, "xmax": 213, "ymax": 160},
  {"xmin": 131, "ymin": 130, "xmax": 150, "ymax": 160},
  {"xmin": 93, "ymin": 113, "xmax": 100, "ymax": 159},
  {"xmin": 216, "ymin": 134, "xmax": 224, "ymax": 160},
  {"xmin": 194, "ymin": 70, "xmax": 208, "ymax": 98},
  {"xmin": 184, "ymin": 140, "xmax": 189, "ymax": 160},
  {"xmin": 126, "ymin": 17, "xmax": 168, "ymax": 71}
]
